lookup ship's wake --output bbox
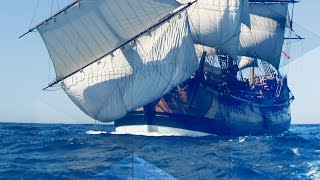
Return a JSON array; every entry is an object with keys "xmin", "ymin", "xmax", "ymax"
[{"xmin": 86, "ymin": 130, "xmax": 108, "ymax": 135}]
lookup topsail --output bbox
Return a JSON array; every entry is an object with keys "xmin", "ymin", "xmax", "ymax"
[
  {"xmin": 37, "ymin": 0, "xmax": 181, "ymax": 81},
  {"xmin": 178, "ymin": 0, "xmax": 250, "ymax": 59},
  {"xmin": 62, "ymin": 12, "xmax": 198, "ymax": 122},
  {"xmin": 239, "ymin": 3, "xmax": 288, "ymax": 69}
]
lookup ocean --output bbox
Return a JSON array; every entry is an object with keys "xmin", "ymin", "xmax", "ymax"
[{"xmin": 0, "ymin": 123, "xmax": 319, "ymax": 179}]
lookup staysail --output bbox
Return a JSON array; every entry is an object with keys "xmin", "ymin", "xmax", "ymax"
[
  {"xmin": 239, "ymin": 3, "xmax": 288, "ymax": 69},
  {"xmin": 37, "ymin": 0, "xmax": 181, "ymax": 82},
  {"xmin": 62, "ymin": 13, "xmax": 198, "ymax": 122},
  {"xmin": 178, "ymin": 0, "xmax": 250, "ymax": 59}
]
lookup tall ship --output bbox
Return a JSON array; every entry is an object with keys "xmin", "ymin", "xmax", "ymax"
[{"xmin": 21, "ymin": 0, "xmax": 302, "ymax": 136}]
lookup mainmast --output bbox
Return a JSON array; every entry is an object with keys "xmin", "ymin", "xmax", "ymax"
[
  {"xmin": 240, "ymin": 0, "xmax": 300, "ymax": 85},
  {"xmin": 249, "ymin": 67, "xmax": 255, "ymax": 85}
]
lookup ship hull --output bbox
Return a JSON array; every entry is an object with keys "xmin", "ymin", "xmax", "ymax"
[
  {"xmin": 115, "ymin": 84, "xmax": 291, "ymax": 136},
  {"xmin": 115, "ymin": 109, "xmax": 291, "ymax": 136}
]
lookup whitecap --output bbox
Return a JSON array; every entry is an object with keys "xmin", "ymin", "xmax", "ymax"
[
  {"xmin": 305, "ymin": 161, "xmax": 320, "ymax": 179},
  {"xmin": 306, "ymin": 170, "xmax": 320, "ymax": 178},
  {"xmin": 239, "ymin": 136, "xmax": 246, "ymax": 143},
  {"xmin": 86, "ymin": 130, "xmax": 108, "ymax": 135},
  {"xmin": 291, "ymin": 148, "xmax": 300, "ymax": 156}
]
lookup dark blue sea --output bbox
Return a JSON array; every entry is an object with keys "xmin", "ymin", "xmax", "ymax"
[{"xmin": 0, "ymin": 123, "xmax": 319, "ymax": 179}]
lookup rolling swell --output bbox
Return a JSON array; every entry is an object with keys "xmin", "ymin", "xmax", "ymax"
[{"xmin": 0, "ymin": 123, "xmax": 319, "ymax": 179}]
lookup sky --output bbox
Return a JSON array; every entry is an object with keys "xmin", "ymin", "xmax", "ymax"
[{"xmin": 0, "ymin": 0, "xmax": 319, "ymax": 124}]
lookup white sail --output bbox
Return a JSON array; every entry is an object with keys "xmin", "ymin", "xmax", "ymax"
[
  {"xmin": 194, "ymin": 45, "xmax": 216, "ymax": 58},
  {"xmin": 238, "ymin": 56, "xmax": 258, "ymax": 70},
  {"xmin": 178, "ymin": 0, "xmax": 249, "ymax": 59},
  {"xmin": 62, "ymin": 14, "xmax": 198, "ymax": 122},
  {"xmin": 37, "ymin": 0, "xmax": 181, "ymax": 81},
  {"xmin": 239, "ymin": 3, "xmax": 288, "ymax": 69}
]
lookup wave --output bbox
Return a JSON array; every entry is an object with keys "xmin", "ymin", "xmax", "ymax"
[
  {"xmin": 86, "ymin": 130, "xmax": 108, "ymax": 135},
  {"xmin": 0, "ymin": 123, "xmax": 319, "ymax": 179}
]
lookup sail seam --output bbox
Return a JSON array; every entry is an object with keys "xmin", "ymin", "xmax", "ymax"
[
  {"xmin": 104, "ymin": 3, "xmax": 130, "ymax": 40},
  {"xmin": 114, "ymin": 1, "xmax": 139, "ymax": 36},
  {"xmin": 43, "ymin": 1, "xmax": 196, "ymax": 90},
  {"xmin": 136, "ymin": 1, "xmax": 156, "ymax": 27},
  {"xmin": 127, "ymin": 1, "xmax": 148, "ymax": 30},
  {"xmin": 77, "ymin": 18, "xmax": 105, "ymax": 54},
  {"xmin": 85, "ymin": 15, "xmax": 115, "ymax": 49}
]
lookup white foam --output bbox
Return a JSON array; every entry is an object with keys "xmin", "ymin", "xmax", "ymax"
[
  {"xmin": 239, "ymin": 136, "xmax": 246, "ymax": 143},
  {"xmin": 86, "ymin": 130, "xmax": 108, "ymax": 135},
  {"xmin": 305, "ymin": 161, "xmax": 320, "ymax": 179},
  {"xmin": 291, "ymin": 148, "xmax": 300, "ymax": 156}
]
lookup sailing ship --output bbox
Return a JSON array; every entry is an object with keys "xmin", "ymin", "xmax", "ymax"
[{"xmin": 21, "ymin": 0, "xmax": 301, "ymax": 136}]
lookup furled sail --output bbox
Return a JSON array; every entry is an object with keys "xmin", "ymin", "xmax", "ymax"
[
  {"xmin": 194, "ymin": 45, "xmax": 216, "ymax": 58},
  {"xmin": 238, "ymin": 56, "xmax": 258, "ymax": 70},
  {"xmin": 239, "ymin": 3, "xmax": 288, "ymax": 69},
  {"xmin": 37, "ymin": 0, "xmax": 181, "ymax": 81},
  {"xmin": 178, "ymin": 0, "xmax": 250, "ymax": 59},
  {"xmin": 62, "ymin": 13, "xmax": 198, "ymax": 122}
]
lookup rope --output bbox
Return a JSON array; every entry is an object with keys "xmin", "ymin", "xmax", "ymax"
[
  {"xmin": 29, "ymin": 0, "xmax": 40, "ymax": 30},
  {"xmin": 186, "ymin": 1, "xmax": 201, "ymax": 42},
  {"xmin": 48, "ymin": 56, "xmax": 51, "ymax": 85},
  {"xmin": 56, "ymin": 0, "xmax": 60, "ymax": 11},
  {"xmin": 51, "ymin": 0, "xmax": 54, "ymax": 16}
]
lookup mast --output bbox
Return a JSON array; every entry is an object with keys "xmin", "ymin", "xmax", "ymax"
[{"xmin": 250, "ymin": 67, "xmax": 255, "ymax": 85}]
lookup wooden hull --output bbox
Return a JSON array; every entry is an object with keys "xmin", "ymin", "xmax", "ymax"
[{"xmin": 115, "ymin": 82, "xmax": 291, "ymax": 136}]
